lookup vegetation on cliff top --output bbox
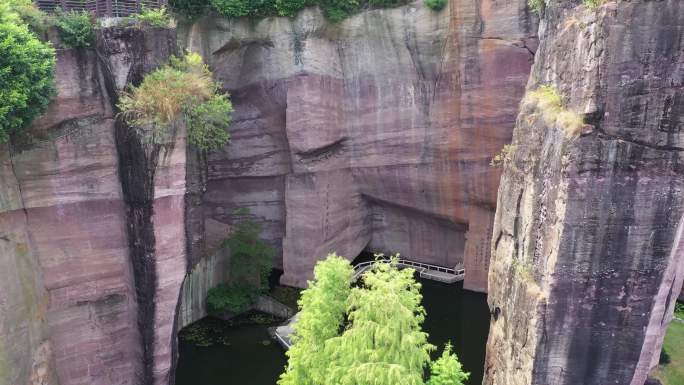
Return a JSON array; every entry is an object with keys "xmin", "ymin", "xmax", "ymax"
[
  {"xmin": 53, "ymin": 9, "xmax": 95, "ymax": 48},
  {"xmin": 118, "ymin": 52, "xmax": 232, "ymax": 150},
  {"xmin": 528, "ymin": 0, "xmax": 606, "ymax": 13},
  {"xmin": 279, "ymin": 255, "xmax": 469, "ymax": 385},
  {"xmin": 170, "ymin": 0, "xmax": 444, "ymax": 22},
  {"xmin": 0, "ymin": 0, "xmax": 55, "ymax": 143}
]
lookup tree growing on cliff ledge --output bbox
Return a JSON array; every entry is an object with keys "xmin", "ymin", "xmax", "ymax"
[
  {"xmin": 279, "ymin": 255, "xmax": 469, "ymax": 385},
  {"xmin": 118, "ymin": 52, "xmax": 232, "ymax": 150},
  {"xmin": 0, "ymin": 0, "xmax": 55, "ymax": 143}
]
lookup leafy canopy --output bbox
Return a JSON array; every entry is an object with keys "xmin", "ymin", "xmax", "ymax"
[
  {"xmin": 324, "ymin": 257, "xmax": 434, "ymax": 385},
  {"xmin": 0, "ymin": 0, "xmax": 55, "ymax": 143},
  {"xmin": 279, "ymin": 254, "xmax": 353, "ymax": 385}
]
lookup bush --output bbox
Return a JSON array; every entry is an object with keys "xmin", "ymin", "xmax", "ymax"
[
  {"xmin": 185, "ymin": 94, "xmax": 232, "ymax": 150},
  {"xmin": 424, "ymin": 0, "xmax": 447, "ymax": 11},
  {"xmin": 207, "ymin": 284, "xmax": 259, "ymax": 314},
  {"xmin": 129, "ymin": 7, "xmax": 173, "ymax": 28},
  {"xmin": 0, "ymin": 2, "xmax": 55, "ymax": 143},
  {"xmin": 676, "ymin": 302, "xmax": 684, "ymax": 316},
  {"xmin": 169, "ymin": 0, "xmax": 209, "ymax": 19},
  {"xmin": 528, "ymin": 0, "xmax": 544, "ymax": 12},
  {"xmin": 53, "ymin": 9, "xmax": 95, "ymax": 49},
  {"xmin": 210, "ymin": 0, "xmax": 250, "ymax": 17},
  {"xmin": 6, "ymin": 0, "xmax": 48, "ymax": 35},
  {"xmin": 319, "ymin": 0, "xmax": 360, "ymax": 22},
  {"xmin": 118, "ymin": 52, "xmax": 232, "ymax": 149}
]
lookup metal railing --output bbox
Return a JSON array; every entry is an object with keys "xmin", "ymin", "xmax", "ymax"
[
  {"xmin": 352, "ymin": 258, "xmax": 465, "ymax": 281},
  {"xmin": 35, "ymin": 0, "xmax": 166, "ymax": 18},
  {"xmin": 274, "ymin": 257, "xmax": 467, "ymax": 350}
]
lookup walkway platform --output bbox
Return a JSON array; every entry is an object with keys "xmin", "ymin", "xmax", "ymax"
[{"xmin": 273, "ymin": 258, "xmax": 465, "ymax": 349}]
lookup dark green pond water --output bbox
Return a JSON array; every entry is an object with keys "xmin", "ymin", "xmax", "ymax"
[{"xmin": 175, "ymin": 279, "xmax": 490, "ymax": 385}]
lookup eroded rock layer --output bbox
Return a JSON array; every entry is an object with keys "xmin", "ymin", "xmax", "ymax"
[
  {"xmin": 181, "ymin": 0, "xmax": 537, "ymax": 289},
  {"xmin": 485, "ymin": 2, "xmax": 684, "ymax": 385}
]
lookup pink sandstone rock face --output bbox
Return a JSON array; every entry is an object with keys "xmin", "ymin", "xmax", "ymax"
[
  {"xmin": 180, "ymin": 0, "xmax": 537, "ymax": 289},
  {"xmin": 0, "ymin": 25, "xmax": 192, "ymax": 385},
  {"xmin": 485, "ymin": 2, "xmax": 684, "ymax": 385},
  {"xmin": 0, "ymin": 47, "xmax": 140, "ymax": 385}
]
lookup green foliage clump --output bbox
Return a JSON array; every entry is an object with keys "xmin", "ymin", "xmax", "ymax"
[
  {"xmin": 179, "ymin": 0, "xmax": 411, "ymax": 22},
  {"xmin": 206, "ymin": 210, "xmax": 274, "ymax": 315},
  {"xmin": 279, "ymin": 254, "xmax": 353, "ymax": 385},
  {"xmin": 129, "ymin": 7, "xmax": 174, "ymax": 28},
  {"xmin": 53, "ymin": 9, "xmax": 95, "ymax": 49},
  {"xmin": 185, "ymin": 94, "xmax": 232, "ymax": 151},
  {"xmin": 427, "ymin": 343, "xmax": 470, "ymax": 385},
  {"xmin": 0, "ymin": 1, "xmax": 55, "ymax": 143},
  {"xmin": 676, "ymin": 302, "xmax": 684, "ymax": 317},
  {"xmin": 424, "ymin": 0, "xmax": 447, "ymax": 11},
  {"xmin": 528, "ymin": 0, "xmax": 545, "ymax": 12},
  {"xmin": 223, "ymin": 212, "xmax": 275, "ymax": 290},
  {"xmin": 169, "ymin": 0, "xmax": 210, "ymax": 19},
  {"xmin": 207, "ymin": 283, "xmax": 259, "ymax": 314},
  {"xmin": 6, "ymin": 0, "xmax": 49, "ymax": 34},
  {"xmin": 118, "ymin": 52, "xmax": 232, "ymax": 149}
]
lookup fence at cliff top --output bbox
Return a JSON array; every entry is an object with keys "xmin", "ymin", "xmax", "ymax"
[
  {"xmin": 272, "ymin": 258, "xmax": 466, "ymax": 349},
  {"xmin": 35, "ymin": 0, "xmax": 166, "ymax": 17}
]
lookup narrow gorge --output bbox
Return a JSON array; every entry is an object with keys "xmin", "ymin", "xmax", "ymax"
[{"xmin": 0, "ymin": 0, "xmax": 682, "ymax": 385}]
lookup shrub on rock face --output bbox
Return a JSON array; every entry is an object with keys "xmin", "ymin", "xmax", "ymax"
[
  {"xmin": 425, "ymin": 0, "xmax": 447, "ymax": 11},
  {"xmin": 53, "ymin": 9, "xmax": 95, "ymax": 49},
  {"xmin": 118, "ymin": 52, "xmax": 232, "ymax": 150},
  {"xmin": 0, "ymin": 1, "xmax": 55, "ymax": 143}
]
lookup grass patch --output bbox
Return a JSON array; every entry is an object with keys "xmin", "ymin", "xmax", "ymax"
[
  {"xmin": 524, "ymin": 85, "xmax": 584, "ymax": 138},
  {"xmin": 654, "ymin": 316, "xmax": 684, "ymax": 385}
]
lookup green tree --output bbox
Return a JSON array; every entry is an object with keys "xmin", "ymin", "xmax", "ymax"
[
  {"xmin": 323, "ymin": 257, "xmax": 435, "ymax": 385},
  {"xmin": 224, "ymin": 212, "xmax": 274, "ymax": 291},
  {"xmin": 0, "ymin": 1, "xmax": 55, "ymax": 143},
  {"xmin": 279, "ymin": 254, "xmax": 353, "ymax": 385},
  {"xmin": 427, "ymin": 342, "xmax": 470, "ymax": 385}
]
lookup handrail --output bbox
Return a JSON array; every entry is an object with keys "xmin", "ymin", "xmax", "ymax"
[{"xmin": 34, "ymin": 0, "xmax": 167, "ymax": 18}]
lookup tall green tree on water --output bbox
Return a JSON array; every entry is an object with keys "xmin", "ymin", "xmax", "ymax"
[
  {"xmin": 427, "ymin": 343, "xmax": 470, "ymax": 385},
  {"xmin": 279, "ymin": 255, "xmax": 469, "ymax": 385},
  {"xmin": 279, "ymin": 253, "xmax": 353, "ymax": 385}
]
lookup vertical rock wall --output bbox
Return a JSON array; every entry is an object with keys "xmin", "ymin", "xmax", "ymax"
[
  {"xmin": 0, "ymin": 46, "xmax": 138, "ymax": 385},
  {"xmin": 485, "ymin": 1, "xmax": 684, "ymax": 385},
  {"xmin": 0, "ymin": 25, "xmax": 200, "ymax": 385},
  {"xmin": 181, "ymin": 0, "xmax": 537, "ymax": 289}
]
